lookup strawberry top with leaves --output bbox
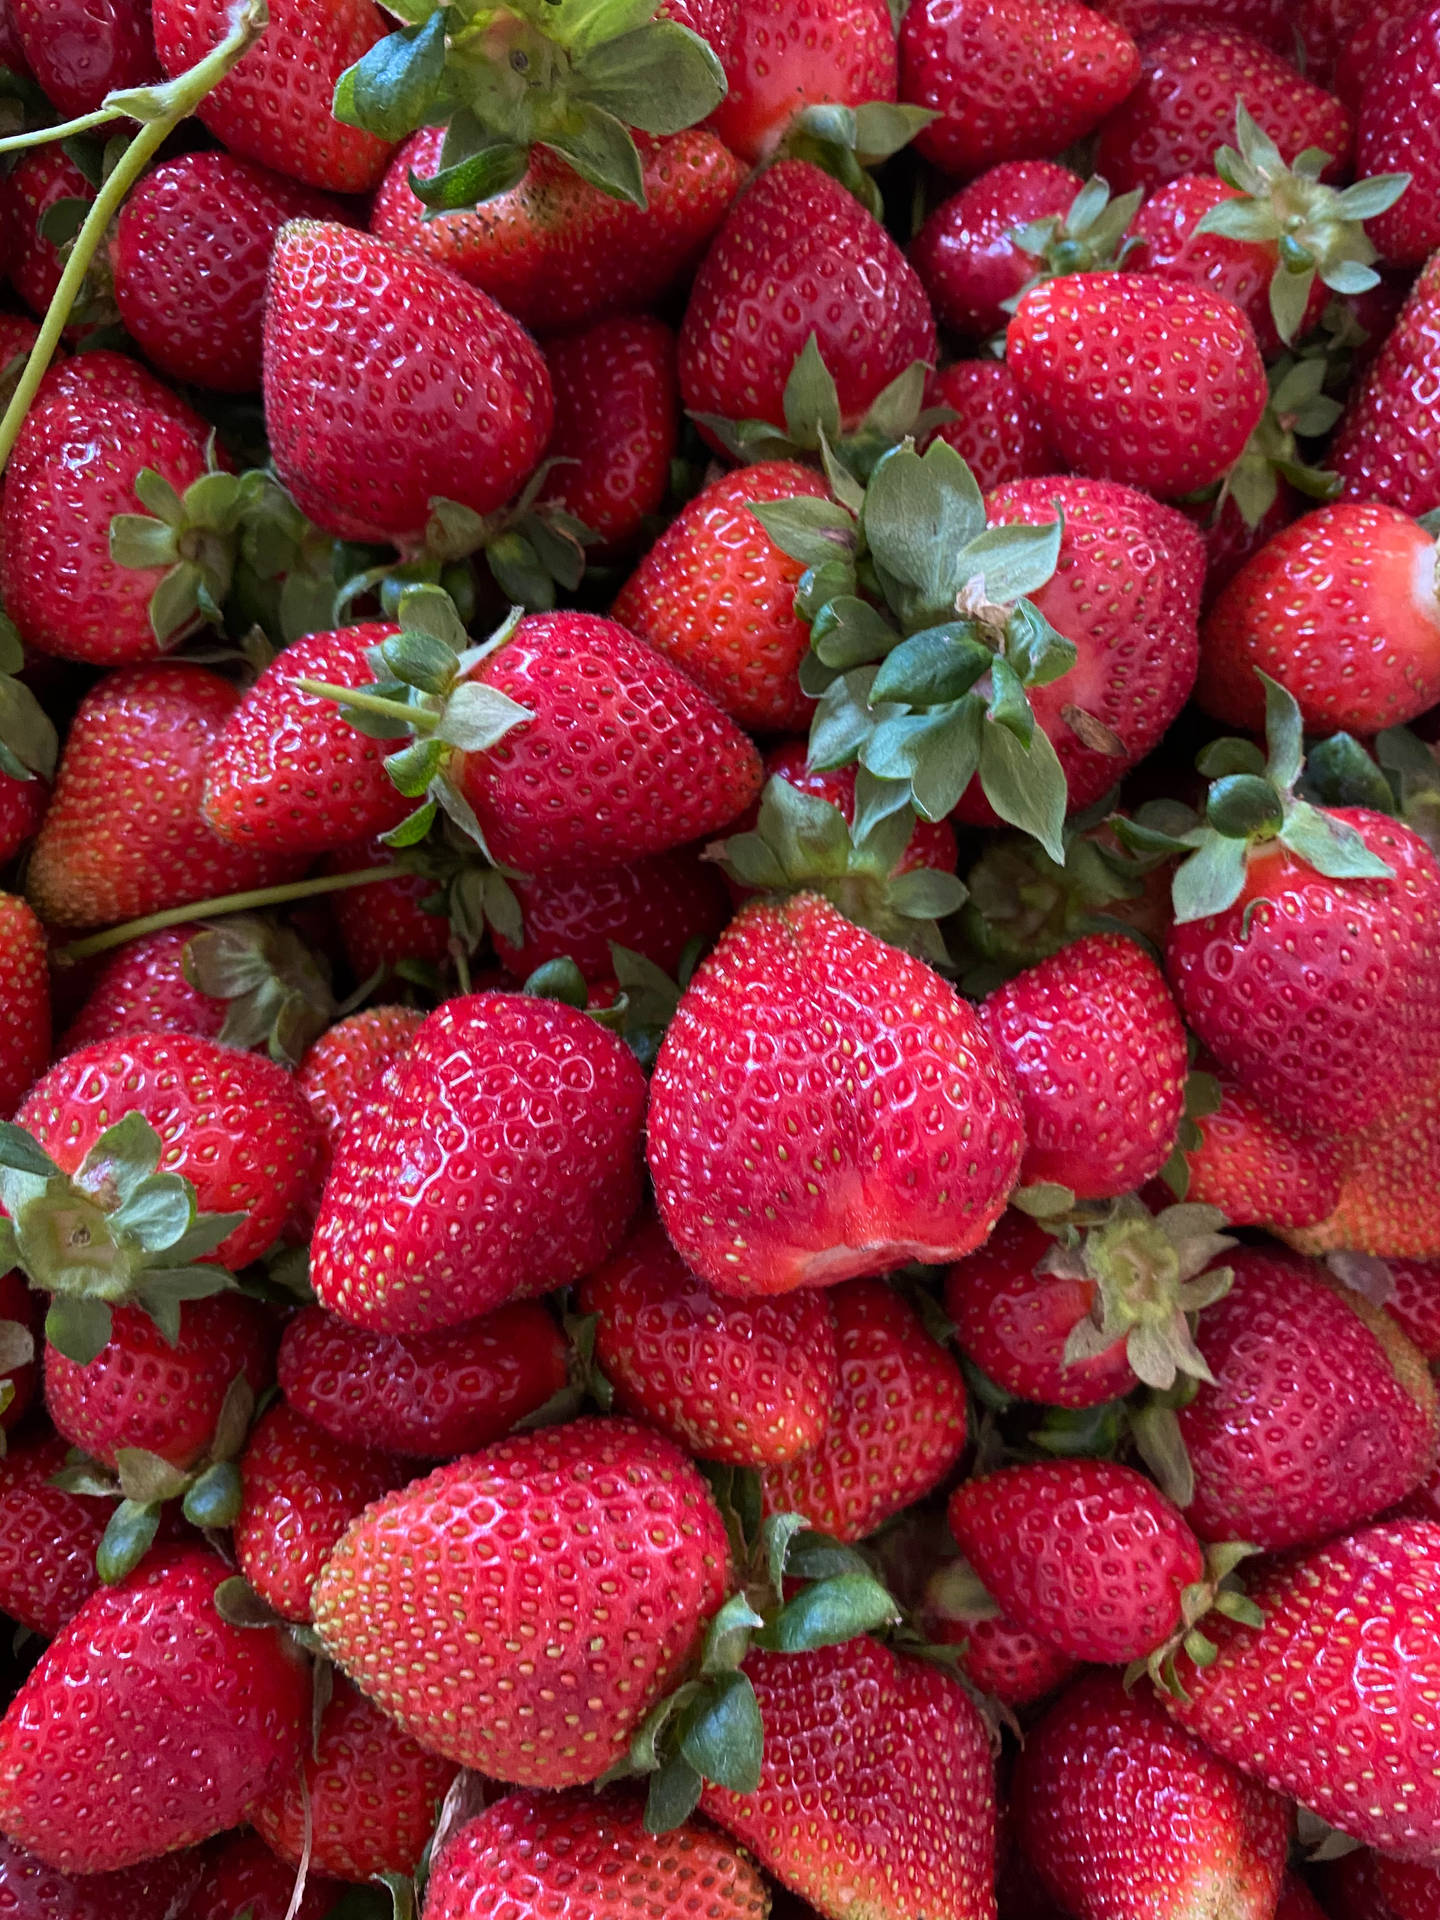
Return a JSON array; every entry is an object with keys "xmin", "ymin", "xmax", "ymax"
[{"xmin": 909, "ymin": 159, "xmax": 1083, "ymax": 340}]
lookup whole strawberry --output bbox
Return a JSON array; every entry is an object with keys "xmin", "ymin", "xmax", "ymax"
[
  {"xmin": 11, "ymin": 0, "xmax": 157, "ymax": 113},
  {"xmin": 910, "ymin": 160, "xmax": 1082, "ymax": 339},
  {"xmin": 58, "ymin": 926, "xmax": 228, "ymax": 1054}
]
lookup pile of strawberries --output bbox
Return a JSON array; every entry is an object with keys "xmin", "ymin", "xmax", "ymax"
[{"xmin": 2, "ymin": 0, "xmax": 1440, "ymax": 1914}]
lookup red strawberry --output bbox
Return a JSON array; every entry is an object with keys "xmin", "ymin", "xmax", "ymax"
[
  {"xmin": 295, "ymin": 1004, "xmax": 425, "ymax": 1149},
  {"xmin": 648, "ymin": 893, "xmax": 1025, "ymax": 1296},
  {"xmin": 613, "ymin": 460, "xmax": 831, "ymax": 733},
  {"xmin": 578, "ymin": 1215, "xmax": 839, "ymax": 1466},
  {"xmin": 182, "ymin": 1831, "xmax": 342, "ymax": 1920},
  {"xmin": 311, "ymin": 991, "xmax": 645, "ymax": 1333},
  {"xmin": 1173, "ymin": 1064, "xmax": 1344, "ymax": 1228},
  {"xmin": 708, "ymin": 0, "xmax": 897, "ymax": 163},
  {"xmin": 250, "ymin": 1671, "xmax": 458, "ymax": 1880},
  {"xmin": 12, "ymin": 0, "xmax": 157, "ymax": 112},
  {"xmin": 1384, "ymin": 1259, "xmax": 1440, "ymax": 1362},
  {"xmin": 1277, "ymin": 1876, "xmax": 1332, "ymax": 1920},
  {"xmin": 319, "ymin": 837, "xmax": 453, "ymax": 979},
  {"xmin": 1006, "ymin": 273, "xmax": 1267, "ymax": 498},
  {"xmin": 1164, "ymin": 1519, "xmax": 1440, "ymax": 1859},
  {"xmin": 27, "ymin": 346, "xmax": 213, "ymax": 437},
  {"xmin": 493, "ymin": 847, "xmax": 728, "ymax": 984},
  {"xmin": 760, "ymin": 1277, "xmax": 967, "ymax": 1541},
  {"xmin": 311, "ymin": 1418, "xmax": 729, "ymax": 1784},
  {"xmin": 1093, "ymin": 0, "xmax": 1293, "ymax": 44},
  {"xmin": 4, "ymin": 147, "xmax": 100, "ymax": 323},
  {"xmin": 0, "ymin": 893, "xmax": 48, "ymax": 1116},
  {"xmin": 919, "ymin": 1559, "xmax": 1077, "ymax": 1706},
  {"xmin": 0, "ymin": 0, "xmax": 28, "ymax": 70},
  {"xmin": 922, "ymin": 359, "xmax": 1057, "ymax": 491},
  {"xmin": 900, "ymin": 0, "xmax": 1139, "ymax": 179},
  {"xmin": 0, "ymin": 1430, "xmax": 108, "ymax": 1635},
  {"xmin": 1094, "ymin": 27, "xmax": 1353, "ymax": 194},
  {"xmin": 1284, "ymin": 1061, "xmax": 1440, "ymax": 1261},
  {"xmin": 1014, "ymin": 1669, "xmax": 1290, "ymax": 1920},
  {"xmin": 152, "ymin": 0, "xmax": 394, "ymax": 193},
  {"xmin": 1375, "ymin": 1860, "xmax": 1440, "ymax": 1919},
  {"xmin": 678, "ymin": 159, "xmax": 936, "ymax": 437},
  {"xmin": 422, "ymin": 1787, "xmax": 769, "ymax": 1920},
  {"xmin": 0, "ymin": 1546, "xmax": 310, "ymax": 1872},
  {"xmin": 59, "ymin": 927, "xmax": 228, "ymax": 1053},
  {"xmin": 277, "ymin": 1300, "xmax": 568, "ymax": 1458},
  {"xmin": 1355, "ymin": 5, "xmax": 1440, "ymax": 266},
  {"xmin": 0, "ymin": 1834, "xmax": 203, "ymax": 1920},
  {"xmin": 535, "ymin": 316, "xmax": 678, "ymax": 556},
  {"xmin": 755, "ymin": 740, "xmax": 959, "ymax": 878},
  {"xmin": 370, "ymin": 128, "xmax": 744, "ymax": 337},
  {"xmin": 0, "ymin": 772, "xmax": 47, "ymax": 867},
  {"xmin": 910, "ymin": 160, "xmax": 1082, "ymax": 339},
  {"xmin": 263, "ymin": 221, "xmax": 554, "ymax": 550},
  {"xmin": 703, "ymin": 1637, "xmax": 996, "ymax": 1920},
  {"xmin": 112, "ymin": 151, "xmax": 348, "ymax": 393},
  {"xmin": 1331, "ymin": 251, "xmax": 1440, "ymax": 518},
  {"xmin": 948, "ymin": 1460, "xmax": 1205, "ymax": 1664},
  {"xmin": 25, "ymin": 665, "xmax": 305, "ymax": 929}
]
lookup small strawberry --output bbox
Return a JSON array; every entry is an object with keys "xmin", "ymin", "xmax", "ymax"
[
  {"xmin": 1355, "ymin": 4, "xmax": 1440, "ymax": 266},
  {"xmin": 11, "ymin": 0, "xmax": 157, "ymax": 114},
  {"xmin": 910, "ymin": 160, "xmax": 1082, "ymax": 340},
  {"xmin": 919, "ymin": 1557, "xmax": 1077, "ymax": 1707},
  {"xmin": 319, "ymin": 837, "xmax": 453, "ymax": 979},
  {"xmin": 708, "ymin": 0, "xmax": 897, "ymax": 163},
  {"xmin": 4, "ymin": 146, "xmax": 104, "ymax": 326},
  {"xmin": 648, "ymin": 893, "xmax": 1025, "ymax": 1295},
  {"xmin": 278, "ymin": 1299, "xmax": 567, "ymax": 1458},
  {"xmin": 922, "ymin": 360, "xmax": 1057, "ymax": 491},
  {"xmin": 0, "ymin": 1834, "xmax": 204, "ymax": 1920},
  {"xmin": 0, "ymin": 1545, "xmax": 311, "ymax": 1873},
  {"xmin": 492, "ymin": 847, "xmax": 729, "ymax": 985},
  {"xmin": 59, "ymin": 926, "xmax": 229, "ymax": 1053},
  {"xmin": 1331, "ymin": 251, "xmax": 1440, "ymax": 518},
  {"xmin": 182, "ymin": 1831, "xmax": 342, "ymax": 1920},
  {"xmin": 294, "ymin": 1004, "xmax": 425, "ymax": 1149},
  {"xmin": 0, "ymin": 1430, "xmax": 108, "ymax": 1635},
  {"xmin": 1169, "ymin": 1062, "xmax": 1344, "ymax": 1228},
  {"xmin": 0, "ymin": 892, "xmax": 48, "ymax": 1116}
]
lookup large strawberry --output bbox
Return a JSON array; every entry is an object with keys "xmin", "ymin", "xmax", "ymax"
[
  {"xmin": 1331, "ymin": 251, "xmax": 1440, "ymax": 518},
  {"xmin": 648, "ymin": 892, "xmax": 1024, "ymax": 1295}
]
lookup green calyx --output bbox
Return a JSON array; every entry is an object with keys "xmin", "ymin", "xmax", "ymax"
[
  {"xmin": 1301, "ymin": 724, "xmax": 1440, "ymax": 858},
  {"xmin": 708, "ymin": 772, "xmax": 966, "ymax": 966},
  {"xmin": 181, "ymin": 915, "xmax": 336, "ymax": 1067},
  {"xmin": 332, "ymin": 0, "xmax": 727, "ymax": 211},
  {"xmin": 1197, "ymin": 103, "xmax": 1410, "ymax": 348},
  {"xmin": 516, "ymin": 941, "xmax": 702, "ymax": 1074},
  {"xmin": 1132, "ymin": 1540, "xmax": 1264, "ymax": 1702},
  {"xmin": 0, "ymin": 611, "xmax": 57, "ymax": 786},
  {"xmin": 778, "ymin": 100, "xmax": 938, "ymax": 222},
  {"xmin": 1001, "ymin": 174, "xmax": 1143, "ymax": 320},
  {"xmin": 1159, "ymin": 1066, "xmax": 1225, "ymax": 1201},
  {"xmin": 1200, "ymin": 353, "xmax": 1341, "ymax": 533},
  {"xmin": 0, "ymin": 1112, "xmax": 245, "ymax": 1366},
  {"xmin": 109, "ymin": 450, "xmax": 256, "ymax": 648}
]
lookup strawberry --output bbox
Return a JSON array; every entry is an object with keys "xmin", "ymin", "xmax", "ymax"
[
  {"xmin": 703, "ymin": 1637, "xmax": 996, "ymax": 1920},
  {"xmin": 1355, "ymin": 4, "xmax": 1440, "ymax": 266},
  {"xmin": 0, "ymin": 0, "xmax": 28, "ymax": 70},
  {"xmin": 1384, "ymin": 1259, "xmax": 1440, "ymax": 1362},
  {"xmin": 647, "ymin": 893, "xmax": 1025, "ymax": 1296},
  {"xmin": 578, "ymin": 1215, "xmax": 839, "ymax": 1467},
  {"xmin": 910, "ymin": 160, "xmax": 1082, "ymax": 340},
  {"xmin": 0, "ymin": 1834, "xmax": 204, "ymax": 1920},
  {"xmin": 492, "ymin": 847, "xmax": 729, "ymax": 984},
  {"xmin": 152, "ymin": 0, "xmax": 394, "ymax": 193},
  {"xmin": 422, "ymin": 1786, "xmax": 770, "ymax": 1920},
  {"xmin": 1094, "ymin": 27, "xmax": 1354, "ymax": 194},
  {"xmin": 1331, "ymin": 251, "xmax": 1440, "ymax": 518},
  {"xmin": 26, "ymin": 348, "xmax": 213, "ymax": 438},
  {"xmin": 1197, "ymin": 503, "xmax": 1440, "ymax": 735},
  {"xmin": 295, "ymin": 1004, "xmax": 426, "ymax": 1149},
  {"xmin": 278, "ymin": 1299, "xmax": 567, "ymax": 1458},
  {"xmin": 613, "ymin": 460, "xmax": 831, "ymax": 733},
  {"xmin": 0, "ymin": 772, "xmax": 47, "ymax": 867},
  {"xmin": 948, "ymin": 1460, "xmax": 1205, "ymax": 1664},
  {"xmin": 1094, "ymin": 0, "xmax": 1293, "ymax": 42},
  {"xmin": 232, "ymin": 1400, "xmax": 407, "ymax": 1621},
  {"xmin": 0, "ymin": 1545, "xmax": 310, "ymax": 1872},
  {"xmin": 982, "ymin": 931, "xmax": 1188, "ymax": 1199},
  {"xmin": 112, "ymin": 151, "xmax": 348, "ymax": 393},
  {"xmin": 1375, "ymin": 1861, "xmax": 1440, "ymax": 1919},
  {"xmin": 1283, "ymin": 1060, "xmax": 1440, "ymax": 1262},
  {"xmin": 4, "ymin": 147, "xmax": 102, "ymax": 325},
  {"xmin": 12, "ymin": 0, "xmax": 157, "ymax": 112},
  {"xmin": 249, "ymin": 1671, "xmax": 458, "ymax": 1881},
  {"xmin": 707, "ymin": 0, "xmax": 897, "ymax": 164},
  {"xmin": 535, "ymin": 316, "xmax": 678, "ymax": 556},
  {"xmin": 24, "ymin": 665, "xmax": 305, "ymax": 930},
  {"xmin": 0, "ymin": 892, "xmax": 48, "ymax": 1116},
  {"xmin": 58, "ymin": 926, "xmax": 229, "ymax": 1053},
  {"xmin": 311, "ymin": 1417, "xmax": 729, "ymax": 1783},
  {"xmin": 678, "ymin": 160, "xmax": 936, "ymax": 438},
  {"xmin": 1164, "ymin": 1519, "xmax": 1440, "ymax": 1859},
  {"xmin": 1006, "ymin": 273, "xmax": 1267, "ymax": 499},
  {"xmin": 319, "ymin": 837, "xmax": 453, "ymax": 979},
  {"xmin": 1277, "ymin": 1877, "xmax": 1332, "ymax": 1920},
  {"xmin": 1014, "ymin": 1669, "xmax": 1290, "ymax": 1920},
  {"xmin": 919, "ymin": 1559, "xmax": 1077, "ymax": 1706},
  {"xmin": 0, "ymin": 1430, "xmax": 108, "ymax": 1635},
  {"xmin": 899, "ymin": 0, "xmax": 1139, "ymax": 180},
  {"xmin": 182, "ymin": 1831, "xmax": 342, "ymax": 1920},
  {"xmin": 1171, "ymin": 1062, "xmax": 1344, "ymax": 1228},
  {"xmin": 263, "ymin": 221, "xmax": 554, "ymax": 550},
  {"xmin": 759, "ymin": 1277, "xmax": 967, "ymax": 1541},
  {"xmin": 370, "ymin": 128, "xmax": 744, "ymax": 338},
  {"xmin": 310, "ymin": 991, "xmax": 646, "ymax": 1333},
  {"xmin": 921, "ymin": 360, "xmax": 1057, "ymax": 491}
]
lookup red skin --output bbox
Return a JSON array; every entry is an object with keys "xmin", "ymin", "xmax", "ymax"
[
  {"xmin": 311, "ymin": 1419, "xmax": 730, "ymax": 1784},
  {"xmin": 5, "ymin": 148, "xmax": 94, "ymax": 319},
  {"xmin": 311, "ymin": 992, "xmax": 646, "ymax": 1333},
  {"xmin": 59, "ymin": 926, "xmax": 228, "ymax": 1055},
  {"xmin": 0, "ymin": 774, "xmax": 43, "ymax": 866},
  {"xmin": 319, "ymin": 836, "xmax": 453, "ymax": 979},
  {"xmin": 494, "ymin": 847, "xmax": 730, "ymax": 984},
  {"xmin": 948, "ymin": 1460, "xmax": 1205, "ymax": 1664},
  {"xmin": 0, "ymin": 1833, "xmax": 203, "ymax": 1920},
  {"xmin": 1178, "ymin": 1247, "xmax": 1438, "ymax": 1551},
  {"xmin": 0, "ymin": 1547, "xmax": 311, "ymax": 1874},
  {"xmin": 1165, "ymin": 809, "xmax": 1440, "ymax": 1141},
  {"xmin": 910, "ymin": 160, "xmax": 1081, "ymax": 339},
  {"xmin": 679, "ymin": 159, "xmax": 937, "ymax": 437},
  {"xmin": 1179, "ymin": 1066, "xmax": 1344, "ymax": 1229},
  {"xmin": 12, "ymin": 0, "xmax": 157, "ymax": 116},
  {"xmin": 1015, "ymin": 1671, "xmax": 1290, "ymax": 1920},
  {"xmin": 113, "ymin": 152, "xmax": 348, "ymax": 393},
  {"xmin": 946, "ymin": 1207, "xmax": 1138, "ymax": 1408},
  {"xmin": 183, "ymin": 1832, "xmax": 341, "ymax": 1920},
  {"xmin": 0, "ymin": 1431, "xmax": 108, "ymax": 1636},
  {"xmin": 152, "ymin": 0, "xmax": 393, "ymax": 194},
  {"xmin": 0, "ymin": 0, "xmax": 28, "ymax": 69},
  {"xmin": 922, "ymin": 359, "xmax": 1057, "ymax": 491},
  {"xmin": 648, "ymin": 894, "xmax": 1025, "ymax": 1296},
  {"xmin": 900, "ymin": 0, "xmax": 1139, "ymax": 179},
  {"xmin": 28, "ymin": 347, "xmax": 211, "ymax": 439},
  {"xmin": 1276, "ymin": 1877, "xmax": 1331, "ymax": 1920},
  {"xmin": 1197, "ymin": 503, "xmax": 1440, "ymax": 735},
  {"xmin": 983, "ymin": 932, "xmax": 1188, "ymax": 1200},
  {"xmin": 1376, "ymin": 1860, "xmax": 1440, "ymax": 1918},
  {"xmin": 1284, "ymin": 1059, "xmax": 1440, "ymax": 1261},
  {"xmin": 264, "ymin": 221, "xmax": 554, "ymax": 550},
  {"xmin": 1094, "ymin": 27, "xmax": 1353, "ymax": 195},
  {"xmin": 1339, "ymin": 0, "xmax": 1433, "ymax": 108},
  {"xmin": 536, "ymin": 315, "xmax": 678, "ymax": 556},
  {"xmin": 922, "ymin": 1588, "xmax": 1077, "ymax": 1707},
  {"xmin": 1385, "ymin": 1259, "xmax": 1440, "ymax": 1361},
  {"xmin": 613, "ymin": 460, "xmax": 830, "ymax": 734},
  {"xmin": 707, "ymin": 0, "xmax": 896, "ymax": 163},
  {"xmin": 1331, "ymin": 252, "xmax": 1440, "ymax": 518},
  {"xmin": 24, "ymin": 665, "xmax": 306, "ymax": 931},
  {"xmin": 1190, "ymin": 481, "xmax": 1299, "ymax": 607},
  {"xmin": 1357, "ymin": 5, "xmax": 1440, "ymax": 266},
  {"xmin": 0, "ymin": 893, "xmax": 48, "ymax": 1118},
  {"xmin": 1313, "ymin": 1848, "xmax": 1406, "ymax": 1919},
  {"xmin": 1092, "ymin": 0, "xmax": 1293, "ymax": 44},
  {"xmin": 371, "ymin": 128, "xmax": 744, "ymax": 337},
  {"xmin": 295, "ymin": 1005, "xmax": 425, "ymax": 1148},
  {"xmin": 278, "ymin": 1300, "xmax": 567, "ymax": 1458},
  {"xmin": 17, "ymin": 1031, "xmax": 324, "ymax": 1270}
]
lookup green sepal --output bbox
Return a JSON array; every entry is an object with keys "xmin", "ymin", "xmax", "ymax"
[
  {"xmin": 763, "ymin": 1571, "xmax": 900, "ymax": 1652},
  {"xmin": 183, "ymin": 1459, "xmax": 244, "ymax": 1528},
  {"xmin": 96, "ymin": 1498, "xmax": 161, "ymax": 1585},
  {"xmin": 677, "ymin": 1669, "xmax": 763, "ymax": 1794},
  {"xmin": 332, "ymin": 9, "xmax": 450, "ymax": 143},
  {"xmin": 44, "ymin": 1294, "xmax": 114, "ymax": 1367}
]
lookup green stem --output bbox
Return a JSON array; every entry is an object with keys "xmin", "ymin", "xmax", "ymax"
[
  {"xmin": 53, "ymin": 866, "xmax": 398, "ymax": 966},
  {"xmin": 0, "ymin": 105, "xmax": 124, "ymax": 154},
  {"xmin": 295, "ymin": 679, "xmax": 436, "ymax": 731},
  {"xmin": 0, "ymin": 0, "xmax": 269, "ymax": 477}
]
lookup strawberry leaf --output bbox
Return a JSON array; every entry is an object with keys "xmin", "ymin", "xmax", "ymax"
[{"xmin": 678, "ymin": 1670, "xmax": 763, "ymax": 1793}]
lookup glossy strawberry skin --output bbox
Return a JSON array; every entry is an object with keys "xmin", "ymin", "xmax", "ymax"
[
  {"xmin": 648, "ymin": 893, "xmax": 1025, "ymax": 1297},
  {"xmin": 923, "ymin": 1591, "xmax": 1077, "ymax": 1708},
  {"xmin": 12, "ymin": 0, "xmax": 157, "ymax": 114},
  {"xmin": 922, "ymin": 359, "xmax": 1057, "ymax": 491},
  {"xmin": 911, "ymin": 161, "xmax": 1081, "ymax": 339},
  {"xmin": 1355, "ymin": 5, "xmax": 1440, "ymax": 266},
  {"xmin": 948, "ymin": 1460, "xmax": 1205, "ymax": 1664},
  {"xmin": 278, "ymin": 1300, "xmax": 568, "ymax": 1458},
  {"xmin": 319, "ymin": 837, "xmax": 453, "ymax": 978},
  {"xmin": 1384, "ymin": 1260, "xmax": 1440, "ymax": 1362},
  {"xmin": 264, "ymin": 221, "xmax": 554, "ymax": 549},
  {"xmin": 1284, "ymin": 1060, "xmax": 1440, "ymax": 1261},
  {"xmin": 58, "ymin": 925, "xmax": 229, "ymax": 1054},
  {"xmin": 152, "ymin": 0, "xmax": 394, "ymax": 193},
  {"xmin": 1178, "ymin": 1066, "xmax": 1343, "ymax": 1229},
  {"xmin": 0, "ymin": 771, "xmax": 47, "ymax": 866},
  {"xmin": 679, "ymin": 159, "xmax": 937, "ymax": 436},
  {"xmin": 455, "ymin": 611, "xmax": 762, "ymax": 876},
  {"xmin": 1330, "ymin": 253, "xmax": 1440, "ymax": 519},
  {"xmin": 371, "ymin": 128, "xmax": 744, "ymax": 336},
  {"xmin": 295, "ymin": 1004, "xmax": 426, "ymax": 1149},
  {"xmin": 112, "ymin": 151, "xmax": 348, "ymax": 393},
  {"xmin": 1015, "ymin": 1670, "xmax": 1290, "ymax": 1920},
  {"xmin": 493, "ymin": 847, "xmax": 730, "ymax": 984},
  {"xmin": 0, "ymin": 1546, "xmax": 311, "ymax": 1873},
  {"xmin": 0, "ymin": 1431, "xmax": 109, "ymax": 1636},
  {"xmin": 0, "ymin": 1833, "xmax": 204, "ymax": 1920},
  {"xmin": 311, "ymin": 1418, "xmax": 730, "ymax": 1785},
  {"xmin": 182, "ymin": 1831, "xmax": 342, "ymax": 1920},
  {"xmin": 311, "ymin": 992, "xmax": 646, "ymax": 1333},
  {"xmin": 4, "ymin": 148, "xmax": 95, "ymax": 320},
  {"xmin": 0, "ymin": 892, "xmax": 48, "ymax": 1117},
  {"xmin": 708, "ymin": 0, "xmax": 897, "ymax": 162}
]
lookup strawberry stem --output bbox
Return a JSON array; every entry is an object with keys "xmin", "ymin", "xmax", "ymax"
[
  {"xmin": 0, "ymin": 107, "xmax": 127, "ymax": 152},
  {"xmin": 293, "ymin": 680, "xmax": 437, "ymax": 731}
]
